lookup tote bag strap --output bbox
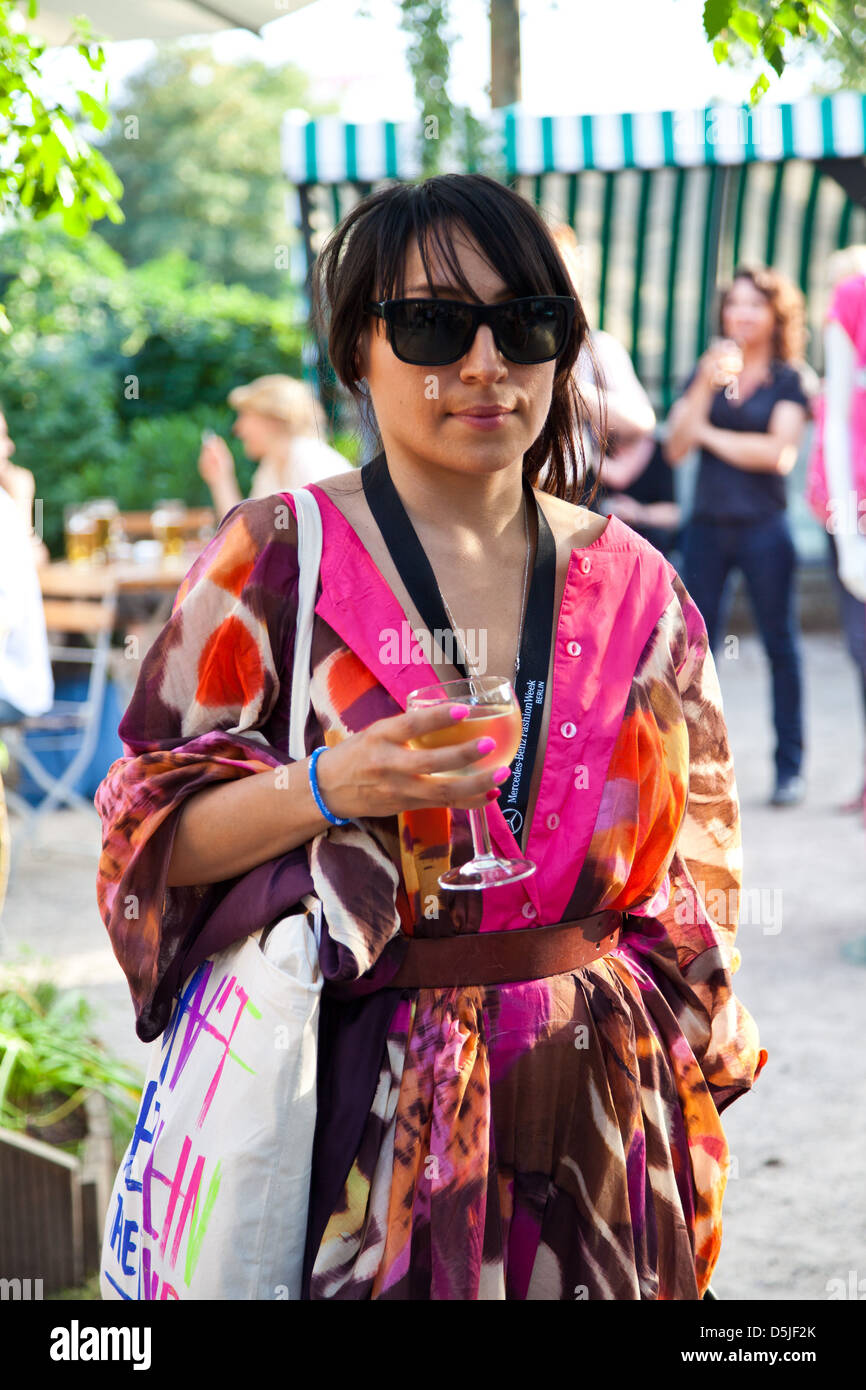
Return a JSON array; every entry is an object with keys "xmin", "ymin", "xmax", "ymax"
[{"xmin": 289, "ymin": 486, "xmax": 323, "ymax": 763}]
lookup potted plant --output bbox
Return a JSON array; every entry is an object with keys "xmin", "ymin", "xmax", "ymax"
[{"xmin": 0, "ymin": 969, "xmax": 142, "ymax": 1296}]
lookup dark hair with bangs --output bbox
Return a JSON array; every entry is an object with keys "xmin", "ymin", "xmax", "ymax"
[{"xmin": 311, "ymin": 173, "xmax": 603, "ymax": 504}]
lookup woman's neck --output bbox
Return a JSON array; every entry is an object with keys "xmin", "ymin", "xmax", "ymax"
[
  {"xmin": 379, "ymin": 443, "xmax": 526, "ymax": 556},
  {"xmin": 740, "ymin": 340, "xmax": 773, "ymax": 371}
]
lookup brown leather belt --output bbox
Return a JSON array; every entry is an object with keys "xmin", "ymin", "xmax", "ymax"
[{"xmin": 386, "ymin": 910, "xmax": 623, "ymax": 989}]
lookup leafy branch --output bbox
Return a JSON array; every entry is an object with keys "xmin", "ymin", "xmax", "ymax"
[
  {"xmin": 399, "ymin": 0, "xmax": 452, "ymax": 174},
  {"xmin": 0, "ymin": 0, "xmax": 123, "ymax": 236},
  {"xmin": 398, "ymin": 0, "xmax": 493, "ymax": 177},
  {"xmin": 703, "ymin": 0, "xmax": 843, "ymax": 102}
]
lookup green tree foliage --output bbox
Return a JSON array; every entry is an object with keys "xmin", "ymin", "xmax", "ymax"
[
  {"xmin": 0, "ymin": 0, "xmax": 122, "ymax": 245},
  {"xmin": 807, "ymin": 0, "xmax": 866, "ymax": 89},
  {"xmin": 96, "ymin": 48, "xmax": 325, "ymax": 295},
  {"xmin": 703, "ymin": 1, "xmax": 862, "ymax": 101},
  {"xmin": 399, "ymin": 0, "xmax": 453, "ymax": 175},
  {"xmin": 397, "ymin": 1, "xmax": 495, "ymax": 176},
  {"xmin": 0, "ymin": 227, "xmax": 306, "ymax": 553}
]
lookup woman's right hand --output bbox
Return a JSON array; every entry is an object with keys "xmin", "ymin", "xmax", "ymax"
[
  {"xmin": 198, "ymin": 434, "xmax": 237, "ymax": 487},
  {"xmin": 696, "ymin": 338, "xmax": 744, "ymax": 393},
  {"xmin": 315, "ymin": 703, "xmax": 511, "ymax": 820}
]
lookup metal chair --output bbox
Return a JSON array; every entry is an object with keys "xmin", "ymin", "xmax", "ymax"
[{"xmin": 0, "ymin": 569, "xmax": 117, "ymax": 838}]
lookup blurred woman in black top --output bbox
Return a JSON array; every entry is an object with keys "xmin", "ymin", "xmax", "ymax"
[{"xmin": 666, "ymin": 266, "xmax": 811, "ymax": 806}]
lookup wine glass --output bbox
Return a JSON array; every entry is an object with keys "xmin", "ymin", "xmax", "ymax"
[{"xmin": 406, "ymin": 675, "xmax": 536, "ymax": 891}]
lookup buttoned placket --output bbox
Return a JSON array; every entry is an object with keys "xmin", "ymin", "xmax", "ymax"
[{"xmin": 510, "ymin": 548, "xmax": 593, "ymax": 924}]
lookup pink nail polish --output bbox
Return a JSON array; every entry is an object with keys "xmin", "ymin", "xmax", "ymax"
[
  {"xmin": 485, "ymin": 789, "xmax": 500, "ymax": 802},
  {"xmin": 476, "ymin": 736, "xmax": 496, "ymax": 754},
  {"xmin": 449, "ymin": 703, "xmax": 470, "ymax": 720},
  {"xmin": 492, "ymin": 766, "xmax": 510, "ymax": 785}
]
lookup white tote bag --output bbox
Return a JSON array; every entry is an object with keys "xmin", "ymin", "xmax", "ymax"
[{"xmin": 101, "ymin": 487, "xmax": 326, "ymax": 1301}]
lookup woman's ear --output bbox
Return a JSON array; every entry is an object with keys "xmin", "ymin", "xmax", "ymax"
[{"xmin": 354, "ymin": 322, "xmax": 372, "ymax": 386}]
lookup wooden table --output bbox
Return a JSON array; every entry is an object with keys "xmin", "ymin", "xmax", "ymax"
[
  {"xmin": 39, "ymin": 556, "xmax": 194, "ymax": 599},
  {"xmin": 39, "ymin": 557, "xmax": 203, "ymax": 699}
]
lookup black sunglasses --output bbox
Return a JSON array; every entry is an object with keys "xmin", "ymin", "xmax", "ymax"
[{"xmin": 365, "ymin": 295, "xmax": 576, "ymax": 366}]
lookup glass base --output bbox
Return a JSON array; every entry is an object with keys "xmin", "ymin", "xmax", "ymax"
[{"xmin": 438, "ymin": 855, "xmax": 537, "ymax": 892}]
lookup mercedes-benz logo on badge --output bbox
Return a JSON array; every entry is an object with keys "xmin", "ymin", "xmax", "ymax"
[{"xmin": 503, "ymin": 807, "xmax": 523, "ymax": 834}]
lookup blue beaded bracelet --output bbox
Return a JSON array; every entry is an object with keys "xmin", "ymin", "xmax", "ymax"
[{"xmin": 308, "ymin": 745, "xmax": 351, "ymax": 826}]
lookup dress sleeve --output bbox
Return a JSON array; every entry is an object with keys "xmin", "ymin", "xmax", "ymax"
[
  {"xmin": 95, "ymin": 494, "xmax": 302, "ymax": 1041},
  {"xmin": 826, "ymin": 273, "xmax": 866, "ymax": 343},
  {"xmin": 773, "ymin": 363, "xmax": 811, "ymax": 411},
  {"xmin": 619, "ymin": 575, "xmax": 767, "ymax": 1113}
]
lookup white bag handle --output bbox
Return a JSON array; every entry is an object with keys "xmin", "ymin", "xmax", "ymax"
[
  {"xmin": 289, "ymin": 487, "xmax": 323, "ymax": 763},
  {"xmin": 289, "ymin": 487, "xmax": 326, "ymax": 941}
]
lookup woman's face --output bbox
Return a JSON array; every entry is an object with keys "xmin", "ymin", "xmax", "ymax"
[
  {"xmin": 232, "ymin": 409, "xmax": 289, "ymax": 461},
  {"xmin": 721, "ymin": 277, "xmax": 775, "ymax": 351},
  {"xmin": 357, "ymin": 224, "xmax": 557, "ymax": 479}
]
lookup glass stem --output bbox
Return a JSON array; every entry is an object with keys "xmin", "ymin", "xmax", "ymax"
[{"xmin": 467, "ymin": 806, "xmax": 496, "ymax": 861}]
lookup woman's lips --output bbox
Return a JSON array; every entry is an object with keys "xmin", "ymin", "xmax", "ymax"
[{"xmin": 451, "ymin": 409, "xmax": 514, "ymax": 430}]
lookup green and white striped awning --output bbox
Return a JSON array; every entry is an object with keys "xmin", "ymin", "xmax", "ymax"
[{"xmin": 282, "ymin": 92, "xmax": 866, "ymax": 185}]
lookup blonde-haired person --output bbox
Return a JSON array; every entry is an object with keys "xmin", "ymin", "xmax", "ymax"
[
  {"xmin": 805, "ymin": 245, "xmax": 866, "ymax": 812},
  {"xmin": 198, "ymin": 374, "xmax": 352, "ymax": 519}
]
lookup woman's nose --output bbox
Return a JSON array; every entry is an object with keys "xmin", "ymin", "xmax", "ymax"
[{"xmin": 459, "ymin": 324, "xmax": 507, "ymax": 378}]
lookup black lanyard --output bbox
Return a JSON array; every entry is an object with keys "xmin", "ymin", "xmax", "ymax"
[{"xmin": 361, "ymin": 451, "xmax": 556, "ymax": 839}]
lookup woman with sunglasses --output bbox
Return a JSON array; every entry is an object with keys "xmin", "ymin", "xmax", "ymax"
[{"xmin": 96, "ymin": 174, "xmax": 765, "ymax": 1301}]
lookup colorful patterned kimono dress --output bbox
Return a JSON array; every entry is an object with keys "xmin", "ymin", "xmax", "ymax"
[{"xmin": 95, "ymin": 483, "xmax": 766, "ymax": 1301}]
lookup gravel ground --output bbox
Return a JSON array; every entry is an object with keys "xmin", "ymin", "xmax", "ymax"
[{"xmin": 1, "ymin": 630, "xmax": 864, "ymax": 1301}]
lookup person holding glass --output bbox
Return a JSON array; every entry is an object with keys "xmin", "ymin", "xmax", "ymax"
[
  {"xmin": 666, "ymin": 266, "xmax": 811, "ymax": 806},
  {"xmin": 96, "ymin": 175, "xmax": 764, "ymax": 1301},
  {"xmin": 198, "ymin": 373, "xmax": 352, "ymax": 520}
]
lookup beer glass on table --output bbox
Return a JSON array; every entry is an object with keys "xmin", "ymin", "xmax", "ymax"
[
  {"xmin": 151, "ymin": 500, "xmax": 187, "ymax": 559},
  {"xmin": 64, "ymin": 506, "xmax": 97, "ymax": 566},
  {"xmin": 87, "ymin": 498, "xmax": 119, "ymax": 563}
]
